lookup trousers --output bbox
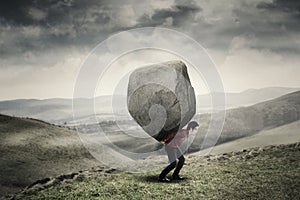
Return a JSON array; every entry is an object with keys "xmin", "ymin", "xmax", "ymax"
[{"xmin": 159, "ymin": 145, "xmax": 185, "ymax": 178}]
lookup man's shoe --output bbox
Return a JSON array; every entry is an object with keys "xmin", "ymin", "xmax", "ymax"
[
  {"xmin": 172, "ymin": 175, "xmax": 186, "ymax": 180},
  {"xmin": 158, "ymin": 177, "xmax": 171, "ymax": 182}
]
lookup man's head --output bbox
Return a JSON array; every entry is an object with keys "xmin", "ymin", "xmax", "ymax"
[{"xmin": 187, "ymin": 121, "xmax": 199, "ymax": 131}]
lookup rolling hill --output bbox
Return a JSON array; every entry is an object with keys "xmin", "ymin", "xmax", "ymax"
[
  {"xmin": 63, "ymin": 90, "xmax": 300, "ymax": 162},
  {"xmin": 71, "ymin": 90, "xmax": 300, "ymax": 155},
  {"xmin": 191, "ymin": 90, "xmax": 300, "ymax": 151},
  {"xmin": 197, "ymin": 86, "xmax": 300, "ymax": 110},
  {"xmin": 203, "ymin": 119, "xmax": 300, "ymax": 155},
  {"xmin": 0, "ymin": 114, "xmax": 101, "ymax": 197},
  {"xmin": 0, "ymin": 97, "xmax": 114, "ymax": 125}
]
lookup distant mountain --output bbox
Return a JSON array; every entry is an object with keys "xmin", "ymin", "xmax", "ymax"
[
  {"xmin": 0, "ymin": 87, "xmax": 298, "ymax": 125},
  {"xmin": 0, "ymin": 114, "xmax": 100, "ymax": 197},
  {"xmin": 197, "ymin": 87, "xmax": 300, "ymax": 111},
  {"xmin": 0, "ymin": 95, "xmax": 125, "ymax": 124},
  {"xmin": 0, "ymin": 98, "xmax": 74, "ymax": 124}
]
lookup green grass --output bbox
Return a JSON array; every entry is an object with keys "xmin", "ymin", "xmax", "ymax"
[{"xmin": 9, "ymin": 143, "xmax": 300, "ymax": 200}]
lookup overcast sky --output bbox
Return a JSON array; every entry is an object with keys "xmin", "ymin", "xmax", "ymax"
[{"xmin": 0, "ymin": 0, "xmax": 299, "ymax": 100}]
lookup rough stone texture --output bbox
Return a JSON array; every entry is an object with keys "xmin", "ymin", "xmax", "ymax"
[{"xmin": 127, "ymin": 60, "xmax": 196, "ymax": 141}]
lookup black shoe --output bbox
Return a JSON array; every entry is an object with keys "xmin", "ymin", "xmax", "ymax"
[
  {"xmin": 172, "ymin": 175, "xmax": 186, "ymax": 180},
  {"xmin": 158, "ymin": 177, "xmax": 171, "ymax": 182}
]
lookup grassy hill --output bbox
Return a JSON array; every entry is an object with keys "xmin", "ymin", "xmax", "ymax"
[
  {"xmin": 5, "ymin": 142, "xmax": 300, "ymax": 200},
  {"xmin": 197, "ymin": 87, "xmax": 299, "ymax": 111},
  {"xmin": 208, "ymin": 119, "xmax": 300, "ymax": 155},
  {"xmin": 0, "ymin": 114, "xmax": 101, "ymax": 197},
  {"xmin": 74, "ymin": 90, "xmax": 300, "ymax": 154},
  {"xmin": 191, "ymin": 90, "xmax": 300, "ymax": 151}
]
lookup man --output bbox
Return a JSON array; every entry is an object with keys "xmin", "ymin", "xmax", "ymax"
[{"xmin": 158, "ymin": 121, "xmax": 199, "ymax": 182}]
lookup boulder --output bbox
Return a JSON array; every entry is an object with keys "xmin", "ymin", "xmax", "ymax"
[{"xmin": 127, "ymin": 60, "xmax": 196, "ymax": 141}]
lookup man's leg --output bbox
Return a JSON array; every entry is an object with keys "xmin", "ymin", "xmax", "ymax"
[
  {"xmin": 159, "ymin": 145, "xmax": 177, "ymax": 180},
  {"xmin": 172, "ymin": 148, "xmax": 185, "ymax": 178}
]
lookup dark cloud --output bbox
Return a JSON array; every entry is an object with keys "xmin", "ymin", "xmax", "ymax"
[
  {"xmin": 0, "ymin": 0, "xmax": 119, "ymax": 66},
  {"xmin": 0, "ymin": 0, "xmax": 299, "ymax": 68},
  {"xmin": 257, "ymin": 0, "xmax": 300, "ymax": 31},
  {"xmin": 201, "ymin": 0, "xmax": 300, "ymax": 55},
  {"xmin": 0, "ymin": 0, "xmax": 114, "ymax": 39},
  {"xmin": 0, "ymin": 0, "xmax": 70, "ymax": 26},
  {"xmin": 0, "ymin": 0, "xmax": 110, "ymax": 26},
  {"xmin": 257, "ymin": 0, "xmax": 300, "ymax": 16},
  {"xmin": 0, "ymin": 0, "xmax": 203, "ymax": 67},
  {"xmin": 137, "ymin": 3, "xmax": 201, "ymax": 27},
  {"xmin": 0, "ymin": 0, "xmax": 38, "ymax": 25}
]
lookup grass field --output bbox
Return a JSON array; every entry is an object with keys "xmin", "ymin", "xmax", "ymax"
[{"xmin": 6, "ymin": 142, "xmax": 300, "ymax": 200}]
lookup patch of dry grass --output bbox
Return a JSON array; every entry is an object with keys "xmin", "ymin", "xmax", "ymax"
[{"xmin": 8, "ymin": 143, "xmax": 300, "ymax": 200}]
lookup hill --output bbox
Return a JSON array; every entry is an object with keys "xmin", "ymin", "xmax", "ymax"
[
  {"xmin": 0, "ymin": 114, "xmax": 101, "ymax": 197},
  {"xmin": 197, "ymin": 87, "xmax": 299, "ymax": 111},
  {"xmin": 5, "ymin": 142, "xmax": 300, "ymax": 200},
  {"xmin": 204, "ymin": 119, "xmax": 300, "ymax": 155},
  {"xmin": 191, "ymin": 90, "xmax": 300, "ymax": 151},
  {"xmin": 0, "ymin": 97, "xmax": 114, "ymax": 125},
  {"xmin": 71, "ymin": 90, "xmax": 300, "ymax": 154}
]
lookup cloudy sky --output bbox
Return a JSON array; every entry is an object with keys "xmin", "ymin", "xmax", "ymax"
[{"xmin": 0, "ymin": 0, "xmax": 299, "ymax": 100}]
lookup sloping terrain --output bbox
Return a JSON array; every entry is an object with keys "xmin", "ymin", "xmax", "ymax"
[
  {"xmin": 191, "ymin": 90, "xmax": 300, "ymax": 151},
  {"xmin": 0, "ymin": 114, "xmax": 101, "ymax": 197},
  {"xmin": 197, "ymin": 87, "xmax": 299, "ymax": 110},
  {"xmin": 205, "ymin": 119, "xmax": 300, "ymax": 155},
  {"xmin": 73, "ymin": 90, "xmax": 300, "ymax": 154},
  {"xmin": 5, "ymin": 142, "xmax": 300, "ymax": 200}
]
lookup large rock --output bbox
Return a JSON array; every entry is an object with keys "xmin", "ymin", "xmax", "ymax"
[{"xmin": 127, "ymin": 60, "xmax": 196, "ymax": 141}]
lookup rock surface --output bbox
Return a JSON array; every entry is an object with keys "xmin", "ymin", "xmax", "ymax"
[{"xmin": 127, "ymin": 60, "xmax": 196, "ymax": 141}]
